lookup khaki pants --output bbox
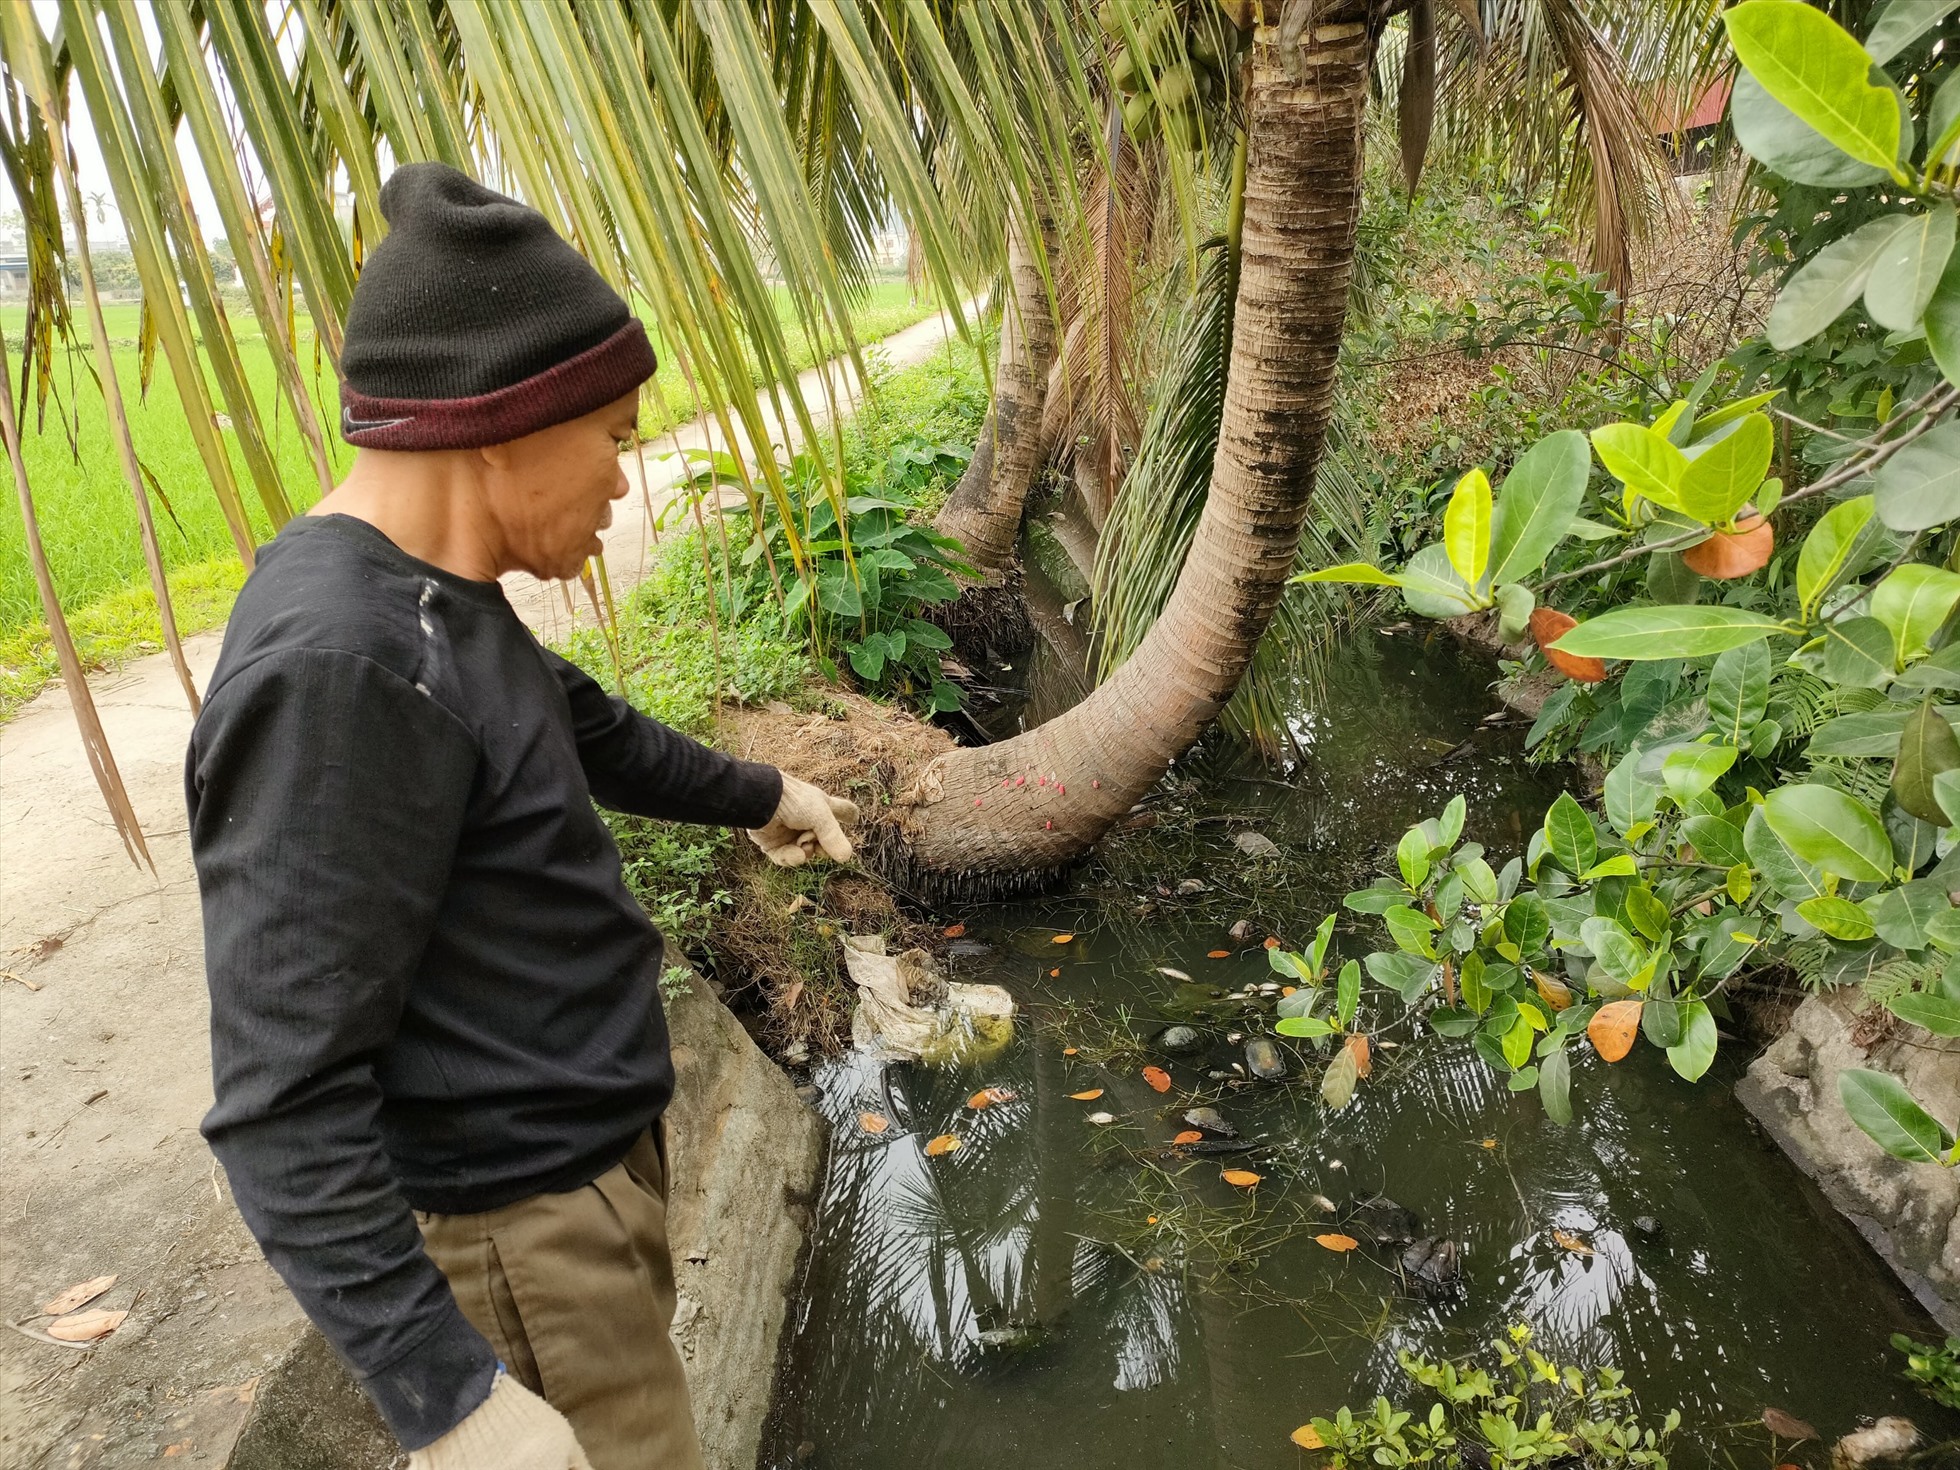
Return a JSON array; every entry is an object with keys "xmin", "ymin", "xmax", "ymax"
[{"xmin": 416, "ymin": 1128, "xmax": 706, "ymax": 1470}]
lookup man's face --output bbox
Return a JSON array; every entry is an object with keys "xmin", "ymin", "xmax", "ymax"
[{"xmin": 480, "ymin": 388, "xmax": 640, "ymax": 582}]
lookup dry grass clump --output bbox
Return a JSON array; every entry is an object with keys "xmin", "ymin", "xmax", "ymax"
[{"xmin": 704, "ymin": 689, "xmax": 954, "ymax": 1058}]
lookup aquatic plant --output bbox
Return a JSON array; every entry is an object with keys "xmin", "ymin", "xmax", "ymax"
[
  {"xmin": 1895, "ymin": 1332, "xmax": 1960, "ymax": 1411},
  {"xmin": 1293, "ymin": 1325, "xmax": 1678, "ymax": 1468}
]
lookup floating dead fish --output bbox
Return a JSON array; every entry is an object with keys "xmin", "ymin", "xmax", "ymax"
[
  {"xmin": 1181, "ymin": 1107, "xmax": 1237, "ymax": 1138},
  {"xmin": 1086, "ymin": 1111, "xmax": 1118, "ymax": 1125},
  {"xmin": 1156, "ymin": 966, "xmax": 1193, "ymax": 982}
]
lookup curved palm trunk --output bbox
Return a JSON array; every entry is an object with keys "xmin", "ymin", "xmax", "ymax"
[
  {"xmin": 933, "ymin": 212, "xmax": 1059, "ymax": 571},
  {"xmin": 895, "ymin": 17, "xmax": 1374, "ymax": 886}
]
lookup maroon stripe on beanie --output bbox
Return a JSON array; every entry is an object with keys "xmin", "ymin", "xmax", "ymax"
[{"xmin": 339, "ymin": 321, "xmax": 655, "ymax": 450}]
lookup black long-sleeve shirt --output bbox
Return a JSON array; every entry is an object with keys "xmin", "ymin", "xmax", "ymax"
[{"xmin": 186, "ymin": 513, "xmax": 780, "ymax": 1449}]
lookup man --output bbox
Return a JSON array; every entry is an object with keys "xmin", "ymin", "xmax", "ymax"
[{"xmin": 187, "ymin": 163, "xmax": 855, "ymax": 1470}]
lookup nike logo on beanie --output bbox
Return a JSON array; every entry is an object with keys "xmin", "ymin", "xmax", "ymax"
[{"xmin": 341, "ymin": 405, "xmax": 412, "ymax": 437}]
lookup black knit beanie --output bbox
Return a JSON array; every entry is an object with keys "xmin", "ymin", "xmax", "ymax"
[{"xmin": 338, "ymin": 163, "xmax": 655, "ymax": 450}]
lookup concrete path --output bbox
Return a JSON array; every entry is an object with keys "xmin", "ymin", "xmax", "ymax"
[{"xmin": 0, "ymin": 302, "xmax": 973, "ymax": 1468}]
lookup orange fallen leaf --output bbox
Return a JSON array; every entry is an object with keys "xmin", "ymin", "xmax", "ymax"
[
  {"xmin": 943, "ymin": 922, "xmax": 967, "ymax": 938},
  {"xmin": 857, "ymin": 1111, "xmax": 890, "ymax": 1134},
  {"xmin": 1062, "ymin": 1045, "xmax": 1079, "ymax": 1056},
  {"xmin": 1069, "ymin": 1088, "xmax": 1104, "ymax": 1101},
  {"xmin": 1208, "ymin": 949, "xmax": 1231, "ymax": 958},
  {"xmin": 1141, "ymin": 1065, "xmax": 1173, "ymax": 1093},
  {"xmin": 1552, "ymin": 1228, "xmax": 1593, "ymax": 1256},
  {"xmin": 47, "ymin": 1308, "xmax": 127, "ymax": 1343},
  {"xmin": 41, "ymin": 1274, "xmax": 117, "ymax": 1318},
  {"xmin": 1314, "ymin": 1233, "xmax": 1360, "ymax": 1252},
  {"xmin": 1221, "ymin": 1169, "xmax": 1262, "ymax": 1187},
  {"xmin": 1173, "ymin": 1130, "xmax": 1204, "ymax": 1145},
  {"xmin": 1263, "ymin": 936, "xmax": 1281, "ymax": 950},
  {"xmin": 1343, "ymin": 1033, "xmax": 1371, "ymax": 1079},
  {"xmin": 1588, "ymin": 1000, "xmax": 1643, "ymax": 1062},
  {"xmin": 1050, "ymin": 968, "xmax": 1061, "ymax": 977},
  {"xmin": 1290, "ymin": 1425, "xmax": 1326, "ymax": 1450},
  {"xmin": 1480, "ymin": 1138, "xmax": 1497, "ymax": 1150},
  {"xmin": 1281, "ymin": 985, "xmax": 1297, "ymax": 996},
  {"xmin": 1052, "ymin": 933, "xmax": 1074, "ymax": 944},
  {"xmin": 924, "ymin": 1133, "xmax": 962, "ymax": 1157},
  {"xmin": 967, "ymin": 1086, "xmax": 1018, "ymax": 1109}
]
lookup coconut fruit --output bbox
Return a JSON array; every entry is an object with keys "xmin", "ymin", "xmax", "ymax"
[{"xmin": 1680, "ymin": 510, "xmax": 1774, "ymax": 579}]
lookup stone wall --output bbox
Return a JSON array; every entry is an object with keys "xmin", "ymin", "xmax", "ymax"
[{"xmin": 1737, "ymin": 988, "xmax": 1960, "ymax": 1334}]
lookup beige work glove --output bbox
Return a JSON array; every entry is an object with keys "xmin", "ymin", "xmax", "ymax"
[
  {"xmin": 407, "ymin": 1374, "xmax": 590, "ymax": 1470},
  {"xmin": 745, "ymin": 771, "xmax": 859, "ymax": 867}
]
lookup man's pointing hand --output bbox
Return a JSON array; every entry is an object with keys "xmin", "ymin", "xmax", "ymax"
[{"xmin": 746, "ymin": 772, "xmax": 859, "ymax": 867}]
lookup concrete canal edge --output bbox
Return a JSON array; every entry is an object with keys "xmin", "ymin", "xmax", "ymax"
[{"xmin": 1736, "ymin": 988, "xmax": 1960, "ymax": 1336}]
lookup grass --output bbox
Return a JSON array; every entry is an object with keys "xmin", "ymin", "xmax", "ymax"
[{"xmin": 0, "ymin": 276, "xmax": 946, "ymax": 722}]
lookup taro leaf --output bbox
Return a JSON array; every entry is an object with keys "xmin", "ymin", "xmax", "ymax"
[
  {"xmin": 1808, "ymin": 707, "xmax": 1914, "ymax": 758},
  {"xmin": 1838, "ymin": 1067, "xmax": 1956, "ymax": 1162},
  {"xmin": 1321, "ymin": 1045, "xmax": 1361, "ymax": 1110},
  {"xmin": 1863, "ymin": 0, "xmax": 1959, "ymax": 66},
  {"xmin": 1538, "ymin": 1046, "xmax": 1573, "ymax": 1125},
  {"xmin": 1400, "ymin": 541, "xmax": 1481, "ymax": 619},
  {"xmin": 1679, "ymin": 413, "xmax": 1773, "ymax": 525},
  {"xmin": 1581, "ymin": 916, "xmax": 1652, "ymax": 991},
  {"xmin": 1708, "ymin": 641, "xmax": 1771, "ymax": 745},
  {"xmin": 1729, "ymin": 69, "xmax": 1887, "ymax": 188},
  {"xmin": 1872, "ymin": 563, "xmax": 1960, "ymax": 663},
  {"xmin": 1888, "ymin": 990, "xmax": 1960, "ymax": 1035},
  {"xmin": 1796, "ymin": 895, "xmax": 1878, "ymax": 941},
  {"xmin": 1873, "ymin": 421, "xmax": 1960, "ymax": 532},
  {"xmin": 1894, "ymin": 699, "xmax": 1960, "ymax": 822},
  {"xmin": 1823, "ymin": 616, "xmax": 1899, "ymax": 688},
  {"xmin": 1682, "ymin": 813, "xmax": 1748, "ymax": 869},
  {"xmin": 1365, "ymin": 950, "xmax": 1438, "ymax": 1003},
  {"xmin": 1663, "ymin": 744, "xmax": 1738, "ymax": 805},
  {"xmin": 1543, "ymin": 791, "xmax": 1596, "ymax": 876},
  {"xmin": 1443, "ymin": 467, "xmax": 1493, "ymax": 589},
  {"xmin": 1867, "ymin": 205, "xmax": 1958, "ymax": 332},
  {"xmin": 817, "ymin": 567, "xmax": 862, "ymax": 617},
  {"xmin": 1725, "ymin": 1, "xmax": 1903, "ymax": 172},
  {"xmin": 1797, "ymin": 494, "xmax": 1878, "ymax": 616},
  {"xmin": 1763, "ymin": 785, "xmax": 1894, "ymax": 882},
  {"xmin": 1591, "ymin": 421, "xmax": 1688, "ymax": 508},
  {"xmin": 1625, "ymin": 884, "xmax": 1671, "ymax": 944},
  {"xmin": 1769, "ymin": 216, "xmax": 1908, "ymax": 348},
  {"xmin": 1745, "ymin": 804, "xmax": 1828, "ymax": 901},
  {"xmin": 1487, "ymin": 429, "xmax": 1589, "ymax": 585},
  {"xmin": 1666, "ymin": 998, "xmax": 1719, "ymax": 1082},
  {"xmin": 1552, "ymin": 606, "xmax": 1785, "ymax": 660}
]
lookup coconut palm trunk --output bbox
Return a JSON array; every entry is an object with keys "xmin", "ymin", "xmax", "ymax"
[
  {"xmin": 933, "ymin": 211, "xmax": 1059, "ymax": 572},
  {"xmin": 895, "ymin": 16, "xmax": 1374, "ymax": 886}
]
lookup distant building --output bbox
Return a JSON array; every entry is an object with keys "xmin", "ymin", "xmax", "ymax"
[{"xmin": 0, "ymin": 253, "xmax": 28, "ymax": 297}]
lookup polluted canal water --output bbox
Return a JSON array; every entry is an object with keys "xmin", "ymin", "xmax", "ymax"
[{"xmin": 764, "ymin": 629, "xmax": 1960, "ymax": 1468}]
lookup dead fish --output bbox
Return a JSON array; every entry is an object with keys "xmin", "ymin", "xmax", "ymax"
[
  {"xmin": 1156, "ymin": 966, "xmax": 1194, "ymax": 982},
  {"xmin": 1181, "ymin": 1106, "xmax": 1238, "ymax": 1138},
  {"xmin": 1086, "ymin": 1111, "xmax": 1118, "ymax": 1125},
  {"xmin": 1310, "ymin": 1194, "xmax": 1338, "ymax": 1214}
]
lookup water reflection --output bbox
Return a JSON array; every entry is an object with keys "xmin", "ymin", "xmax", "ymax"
[{"xmin": 766, "ymin": 630, "xmax": 1960, "ymax": 1469}]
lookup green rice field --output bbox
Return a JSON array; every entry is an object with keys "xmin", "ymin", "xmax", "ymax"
[{"xmin": 0, "ymin": 278, "xmax": 940, "ymax": 719}]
